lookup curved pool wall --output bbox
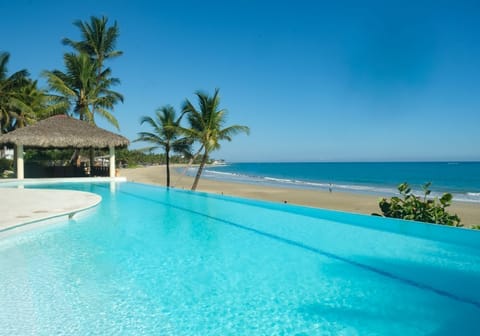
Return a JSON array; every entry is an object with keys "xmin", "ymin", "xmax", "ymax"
[
  {"xmin": 0, "ymin": 178, "xmax": 119, "ymax": 235},
  {"xmin": 0, "ymin": 181, "xmax": 479, "ymax": 335}
]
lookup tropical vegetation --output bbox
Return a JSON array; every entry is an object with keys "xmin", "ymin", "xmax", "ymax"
[
  {"xmin": 43, "ymin": 52, "xmax": 123, "ymax": 128},
  {"xmin": 44, "ymin": 15, "xmax": 123, "ymax": 129},
  {"xmin": 377, "ymin": 182, "xmax": 461, "ymax": 226},
  {"xmin": 2, "ymin": 17, "xmax": 251, "ymax": 189},
  {"xmin": 134, "ymin": 89, "xmax": 249, "ymax": 190},
  {"xmin": 42, "ymin": 15, "xmax": 123, "ymax": 166},
  {"xmin": 181, "ymin": 89, "xmax": 250, "ymax": 190},
  {"xmin": 62, "ymin": 16, "xmax": 123, "ymax": 80},
  {"xmin": 0, "ymin": 157, "xmax": 12, "ymax": 173},
  {"xmin": 1, "ymin": 52, "xmax": 29, "ymax": 133},
  {"xmin": 136, "ymin": 105, "xmax": 192, "ymax": 187},
  {"xmin": 0, "ymin": 52, "xmax": 55, "ymax": 133},
  {"xmin": 115, "ymin": 148, "xmax": 197, "ymax": 168}
]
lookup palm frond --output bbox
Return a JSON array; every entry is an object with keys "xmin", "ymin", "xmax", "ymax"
[{"xmin": 95, "ymin": 106, "xmax": 120, "ymax": 130}]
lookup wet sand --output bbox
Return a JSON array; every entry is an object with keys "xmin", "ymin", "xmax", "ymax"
[{"xmin": 120, "ymin": 165, "xmax": 480, "ymax": 227}]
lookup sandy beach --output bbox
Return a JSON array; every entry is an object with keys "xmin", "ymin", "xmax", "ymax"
[{"xmin": 120, "ymin": 165, "xmax": 480, "ymax": 227}]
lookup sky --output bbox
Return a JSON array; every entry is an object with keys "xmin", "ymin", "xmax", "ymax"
[{"xmin": 1, "ymin": 0, "xmax": 479, "ymax": 162}]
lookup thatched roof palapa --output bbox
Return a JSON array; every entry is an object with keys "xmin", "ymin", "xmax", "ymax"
[{"xmin": 0, "ymin": 115, "xmax": 130, "ymax": 148}]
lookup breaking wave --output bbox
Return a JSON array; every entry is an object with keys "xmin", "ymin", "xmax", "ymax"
[{"xmin": 180, "ymin": 167, "xmax": 480, "ymax": 203}]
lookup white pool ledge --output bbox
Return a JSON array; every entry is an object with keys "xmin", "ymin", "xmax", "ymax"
[{"xmin": 0, "ymin": 188, "xmax": 102, "ymax": 232}]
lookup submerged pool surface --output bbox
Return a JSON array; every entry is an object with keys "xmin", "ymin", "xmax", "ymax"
[{"xmin": 0, "ymin": 182, "xmax": 479, "ymax": 335}]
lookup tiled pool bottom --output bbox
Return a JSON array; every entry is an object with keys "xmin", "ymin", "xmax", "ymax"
[{"xmin": 0, "ymin": 182, "xmax": 479, "ymax": 335}]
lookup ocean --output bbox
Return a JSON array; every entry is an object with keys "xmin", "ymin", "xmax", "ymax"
[{"xmin": 185, "ymin": 162, "xmax": 480, "ymax": 203}]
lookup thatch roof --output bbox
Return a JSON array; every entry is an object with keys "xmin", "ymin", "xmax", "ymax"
[{"xmin": 0, "ymin": 115, "xmax": 130, "ymax": 148}]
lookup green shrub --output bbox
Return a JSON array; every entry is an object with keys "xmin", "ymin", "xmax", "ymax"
[
  {"xmin": 0, "ymin": 158, "xmax": 13, "ymax": 172},
  {"xmin": 377, "ymin": 182, "xmax": 461, "ymax": 227}
]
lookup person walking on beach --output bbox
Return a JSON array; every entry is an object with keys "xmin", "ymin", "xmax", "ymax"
[{"xmin": 329, "ymin": 183, "xmax": 332, "ymax": 193}]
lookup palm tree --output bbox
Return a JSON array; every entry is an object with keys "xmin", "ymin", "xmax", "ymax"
[
  {"xmin": 62, "ymin": 16, "xmax": 122, "ymax": 117},
  {"xmin": 182, "ymin": 89, "xmax": 249, "ymax": 190},
  {"xmin": 43, "ymin": 52, "xmax": 123, "ymax": 128},
  {"xmin": 62, "ymin": 16, "xmax": 123, "ymax": 167},
  {"xmin": 8, "ymin": 79, "xmax": 66, "ymax": 131},
  {"xmin": 8, "ymin": 80, "xmax": 43, "ymax": 130},
  {"xmin": 62, "ymin": 16, "xmax": 122, "ymax": 73},
  {"xmin": 1, "ymin": 52, "xmax": 65, "ymax": 134},
  {"xmin": 43, "ymin": 52, "xmax": 123, "ymax": 167},
  {"xmin": 136, "ymin": 105, "xmax": 191, "ymax": 187},
  {"xmin": 0, "ymin": 52, "xmax": 29, "ymax": 133}
]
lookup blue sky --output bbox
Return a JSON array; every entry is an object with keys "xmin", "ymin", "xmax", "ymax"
[{"xmin": 1, "ymin": 0, "xmax": 479, "ymax": 162}]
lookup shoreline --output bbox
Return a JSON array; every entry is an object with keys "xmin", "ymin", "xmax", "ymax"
[{"xmin": 120, "ymin": 165, "xmax": 480, "ymax": 227}]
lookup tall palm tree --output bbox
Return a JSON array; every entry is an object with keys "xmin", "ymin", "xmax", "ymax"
[
  {"xmin": 62, "ymin": 16, "xmax": 123, "ymax": 167},
  {"xmin": 0, "ymin": 52, "xmax": 29, "ymax": 133},
  {"xmin": 182, "ymin": 89, "xmax": 249, "ymax": 190},
  {"xmin": 136, "ymin": 105, "xmax": 191, "ymax": 187},
  {"xmin": 43, "ymin": 52, "xmax": 123, "ymax": 167},
  {"xmin": 62, "ymin": 16, "xmax": 122, "ymax": 71},
  {"xmin": 43, "ymin": 52, "xmax": 123, "ymax": 129},
  {"xmin": 62, "ymin": 16, "xmax": 122, "ymax": 117}
]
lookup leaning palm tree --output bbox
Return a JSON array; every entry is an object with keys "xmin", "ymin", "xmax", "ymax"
[
  {"xmin": 136, "ymin": 105, "xmax": 191, "ymax": 187},
  {"xmin": 182, "ymin": 89, "xmax": 249, "ymax": 190}
]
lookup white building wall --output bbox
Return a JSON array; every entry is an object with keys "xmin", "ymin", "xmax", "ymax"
[{"xmin": 0, "ymin": 147, "xmax": 14, "ymax": 160}]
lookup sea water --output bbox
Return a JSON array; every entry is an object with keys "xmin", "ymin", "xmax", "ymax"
[
  {"xmin": 193, "ymin": 162, "xmax": 480, "ymax": 202},
  {"xmin": 0, "ymin": 182, "xmax": 479, "ymax": 335}
]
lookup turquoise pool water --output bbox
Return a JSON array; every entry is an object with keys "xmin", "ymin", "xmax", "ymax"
[{"xmin": 0, "ymin": 182, "xmax": 479, "ymax": 335}]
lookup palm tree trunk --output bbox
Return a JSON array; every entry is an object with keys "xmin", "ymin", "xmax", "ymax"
[
  {"xmin": 177, "ymin": 145, "xmax": 203, "ymax": 177},
  {"xmin": 172, "ymin": 145, "xmax": 204, "ymax": 186},
  {"xmin": 165, "ymin": 147, "xmax": 170, "ymax": 187},
  {"xmin": 191, "ymin": 149, "xmax": 208, "ymax": 191},
  {"xmin": 69, "ymin": 149, "xmax": 80, "ymax": 166}
]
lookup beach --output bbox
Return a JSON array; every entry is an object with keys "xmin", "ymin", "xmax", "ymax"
[{"xmin": 120, "ymin": 165, "xmax": 480, "ymax": 227}]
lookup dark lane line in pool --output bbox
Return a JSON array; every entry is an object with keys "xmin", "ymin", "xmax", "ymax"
[{"xmin": 103, "ymin": 186, "xmax": 480, "ymax": 310}]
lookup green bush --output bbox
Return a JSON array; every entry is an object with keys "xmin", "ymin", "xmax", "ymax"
[
  {"xmin": 0, "ymin": 158, "xmax": 13, "ymax": 172},
  {"xmin": 377, "ymin": 182, "xmax": 461, "ymax": 227}
]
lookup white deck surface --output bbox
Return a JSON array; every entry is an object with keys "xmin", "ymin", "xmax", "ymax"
[{"xmin": 0, "ymin": 188, "xmax": 101, "ymax": 231}]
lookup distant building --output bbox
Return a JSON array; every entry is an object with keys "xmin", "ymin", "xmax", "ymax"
[{"xmin": 0, "ymin": 147, "xmax": 13, "ymax": 160}]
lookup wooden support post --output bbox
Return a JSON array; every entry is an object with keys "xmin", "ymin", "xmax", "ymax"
[{"xmin": 16, "ymin": 144, "xmax": 24, "ymax": 179}]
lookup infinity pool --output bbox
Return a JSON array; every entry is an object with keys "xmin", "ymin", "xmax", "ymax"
[{"xmin": 0, "ymin": 182, "xmax": 479, "ymax": 335}]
